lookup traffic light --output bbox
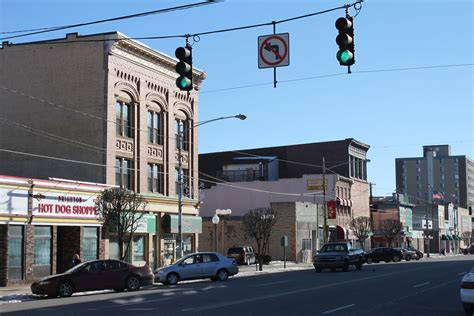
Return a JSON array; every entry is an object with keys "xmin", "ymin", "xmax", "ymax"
[
  {"xmin": 335, "ymin": 16, "xmax": 355, "ymax": 66},
  {"xmin": 175, "ymin": 45, "xmax": 193, "ymax": 91}
]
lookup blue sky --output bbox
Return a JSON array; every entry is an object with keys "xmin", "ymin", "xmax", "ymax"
[{"xmin": 1, "ymin": 0, "xmax": 472, "ymax": 196}]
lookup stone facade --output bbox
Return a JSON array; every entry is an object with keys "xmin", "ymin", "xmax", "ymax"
[{"xmin": 0, "ymin": 32, "xmax": 206, "ymax": 284}]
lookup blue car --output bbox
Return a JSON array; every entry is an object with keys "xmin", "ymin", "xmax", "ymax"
[{"xmin": 154, "ymin": 252, "xmax": 238, "ymax": 285}]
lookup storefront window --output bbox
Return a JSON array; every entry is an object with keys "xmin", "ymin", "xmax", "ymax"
[
  {"xmin": 8, "ymin": 225, "xmax": 23, "ymax": 280},
  {"xmin": 183, "ymin": 236, "xmax": 193, "ymax": 255},
  {"xmin": 133, "ymin": 235, "xmax": 145, "ymax": 261},
  {"xmin": 34, "ymin": 227, "xmax": 51, "ymax": 265},
  {"xmin": 83, "ymin": 227, "xmax": 98, "ymax": 262},
  {"xmin": 109, "ymin": 237, "xmax": 119, "ymax": 260}
]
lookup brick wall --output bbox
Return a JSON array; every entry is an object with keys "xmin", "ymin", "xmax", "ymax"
[
  {"xmin": 0, "ymin": 225, "xmax": 7, "ymax": 286},
  {"xmin": 24, "ymin": 225, "xmax": 34, "ymax": 283},
  {"xmin": 57, "ymin": 226, "xmax": 81, "ymax": 272},
  {"xmin": 199, "ymin": 202, "xmax": 325, "ymax": 262}
]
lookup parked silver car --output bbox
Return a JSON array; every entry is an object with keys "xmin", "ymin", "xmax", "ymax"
[
  {"xmin": 154, "ymin": 252, "xmax": 238, "ymax": 285},
  {"xmin": 395, "ymin": 248, "xmax": 418, "ymax": 261}
]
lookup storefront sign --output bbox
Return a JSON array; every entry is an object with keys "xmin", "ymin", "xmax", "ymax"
[
  {"xmin": 327, "ymin": 201, "xmax": 337, "ymax": 226},
  {"xmin": 163, "ymin": 215, "xmax": 202, "ymax": 234},
  {"xmin": 307, "ymin": 179, "xmax": 326, "ymax": 191},
  {"xmin": 135, "ymin": 214, "xmax": 156, "ymax": 234},
  {"xmin": 33, "ymin": 192, "xmax": 99, "ymax": 219},
  {"xmin": 0, "ymin": 187, "xmax": 28, "ymax": 216}
]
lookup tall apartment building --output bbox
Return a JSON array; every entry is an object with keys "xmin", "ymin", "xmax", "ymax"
[
  {"xmin": 395, "ymin": 145, "xmax": 474, "ymax": 209},
  {"xmin": 0, "ymin": 32, "xmax": 206, "ymax": 283}
]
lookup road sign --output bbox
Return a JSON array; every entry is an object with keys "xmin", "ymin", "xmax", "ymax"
[{"xmin": 258, "ymin": 33, "xmax": 290, "ymax": 69}]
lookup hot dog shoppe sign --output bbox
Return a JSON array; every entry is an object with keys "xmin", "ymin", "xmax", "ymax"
[{"xmin": 33, "ymin": 192, "xmax": 99, "ymax": 219}]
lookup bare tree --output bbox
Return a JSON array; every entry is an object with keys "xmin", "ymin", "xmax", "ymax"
[
  {"xmin": 349, "ymin": 216, "xmax": 373, "ymax": 250},
  {"xmin": 378, "ymin": 220, "xmax": 403, "ymax": 247},
  {"xmin": 96, "ymin": 188, "xmax": 147, "ymax": 261},
  {"xmin": 242, "ymin": 207, "xmax": 278, "ymax": 271}
]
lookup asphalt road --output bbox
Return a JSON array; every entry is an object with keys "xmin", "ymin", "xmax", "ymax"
[{"xmin": 2, "ymin": 256, "xmax": 473, "ymax": 316}]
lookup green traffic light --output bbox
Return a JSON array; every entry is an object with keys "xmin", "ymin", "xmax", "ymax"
[
  {"xmin": 337, "ymin": 50, "xmax": 353, "ymax": 64},
  {"xmin": 176, "ymin": 76, "xmax": 191, "ymax": 89}
]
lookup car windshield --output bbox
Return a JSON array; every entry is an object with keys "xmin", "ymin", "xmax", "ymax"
[{"xmin": 320, "ymin": 244, "xmax": 347, "ymax": 252}]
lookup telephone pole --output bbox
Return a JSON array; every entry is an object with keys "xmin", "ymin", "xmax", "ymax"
[{"xmin": 322, "ymin": 157, "xmax": 327, "ymax": 243}]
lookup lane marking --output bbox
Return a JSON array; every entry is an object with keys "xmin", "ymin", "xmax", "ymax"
[
  {"xmin": 255, "ymin": 280, "xmax": 289, "ymax": 287},
  {"xmin": 413, "ymin": 282, "xmax": 431, "ymax": 288},
  {"xmin": 322, "ymin": 304, "xmax": 355, "ymax": 314},
  {"xmin": 182, "ymin": 271, "xmax": 406, "ymax": 312},
  {"xmin": 99, "ymin": 297, "xmax": 172, "ymax": 309},
  {"xmin": 126, "ymin": 308, "xmax": 155, "ymax": 311}
]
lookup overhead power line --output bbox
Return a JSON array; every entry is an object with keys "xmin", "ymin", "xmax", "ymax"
[
  {"xmin": 1, "ymin": 1, "xmax": 363, "ymax": 44},
  {"xmin": 0, "ymin": 1, "xmax": 217, "ymax": 40}
]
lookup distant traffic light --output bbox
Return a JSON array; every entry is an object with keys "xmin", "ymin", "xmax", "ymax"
[
  {"xmin": 335, "ymin": 16, "xmax": 355, "ymax": 66},
  {"xmin": 175, "ymin": 45, "xmax": 193, "ymax": 91}
]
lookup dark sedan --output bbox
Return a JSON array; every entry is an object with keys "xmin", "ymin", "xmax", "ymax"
[
  {"xmin": 31, "ymin": 259, "xmax": 154, "ymax": 298},
  {"xmin": 364, "ymin": 247, "xmax": 404, "ymax": 264}
]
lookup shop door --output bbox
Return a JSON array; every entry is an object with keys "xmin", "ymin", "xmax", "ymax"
[{"xmin": 33, "ymin": 226, "xmax": 52, "ymax": 279}]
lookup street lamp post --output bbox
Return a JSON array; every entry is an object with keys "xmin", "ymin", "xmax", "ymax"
[
  {"xmin": 176, "ymin": 114, "xmax": 246, "ymax": 259},
  {"xmin": 216, "ymin": 208, "xmax": 232, "ymax": 253},
  {"xmin": 212, "ymin": 214, "xmax": 220, "ymax": 252}
]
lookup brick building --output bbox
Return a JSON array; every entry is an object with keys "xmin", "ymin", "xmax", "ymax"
[
  {"xmin": 0, "ymin": 31, "xmax": 206, "ymax": 284},
  {"xmin": 0, "ymin": 175, "xmax": 109, "ymax": 286},
  {"xmin": 198, "ymin": 139, "xmax": 371, "ymax": 256},
  {"xmin": 199, "ymin": 202, "xmax": 323, "ymax": 263}
]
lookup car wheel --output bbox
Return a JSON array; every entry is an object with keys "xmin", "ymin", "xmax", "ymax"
[
  {"xmin": 57, "ymin": 281, "xmax": 74, "ymax": 298},
  {"xmin": 165, "ymin": 273, "xmax": 179, "ymax": 285},
  {"xmin": 393, "ymin": 256, "xmax": 401, "ymax": 262},
  {"xmin": 342, "ymin": 261, "xmax": 349, "ymax": 272},
  {"xmin": 463, "ymin": 303, "xmax": 474, "ymax": 314},
  {"xmin": 315, "ymin": 267, "xmax": 322, "ymax": 273},
  {"xmin": 406, "ymin": 255, "xmax": 411, "ymax": 261},
  {"xmin": 126, "ymin": 275, "xmax": 141, "ymax": 291},
  {"xmin": 366, "ymin": 258, "xmax": 373, "ymax": 264},
  {"xmin": 216, "ymin": 269, "xmax": 229, "ymax": 281},
  {"xmin": 356, "ymin": 261, "xmax": 363, "ymax": 271}
]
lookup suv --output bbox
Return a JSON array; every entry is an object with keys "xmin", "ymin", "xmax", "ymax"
[{"xmin": 227, "ymin": 246, "xmax": 256, "ymax": 265}]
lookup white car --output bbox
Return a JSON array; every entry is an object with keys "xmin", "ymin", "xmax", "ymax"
[{"xmin": 460, "ymin": 269, "xmax": 474, "ymax": 314}]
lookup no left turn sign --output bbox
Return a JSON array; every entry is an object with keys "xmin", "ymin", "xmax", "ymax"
[{"xmin": 258, "ymin": 33, "xmax": 290, "ymax": 69}]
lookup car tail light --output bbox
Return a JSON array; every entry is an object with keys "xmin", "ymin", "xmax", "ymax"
[{"xmin": 462, "ymin": 282, "xmax": 474, "ymax": 289}]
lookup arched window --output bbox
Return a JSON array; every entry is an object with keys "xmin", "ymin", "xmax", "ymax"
[
  {"xmin": 148, "ymin": 110, "xmax": 162, "ymax": 144},
  {"xmin": 116, "ymin": 101, "xmax": 133, "ymax": 138},
  {"xmin": 175, "ymin": 118, "xmax": 190, "ymax": 151}
]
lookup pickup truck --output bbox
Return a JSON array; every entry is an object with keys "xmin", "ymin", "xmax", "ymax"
[{"xmin": 313, "ymin": 242, "xmax": 364, "ymax": 272}]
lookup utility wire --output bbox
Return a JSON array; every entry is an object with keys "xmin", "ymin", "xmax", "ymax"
[
  {"xmin": 1, "ymin": 1, "xmax": 361, "ymax": 44},
  {"xmin": 0, "ymin": 1, "xmax": 216, "ymax": 41},
  {"xmin": 201, "ymin": 63, "xmax": 474, "ymax": 94}
]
